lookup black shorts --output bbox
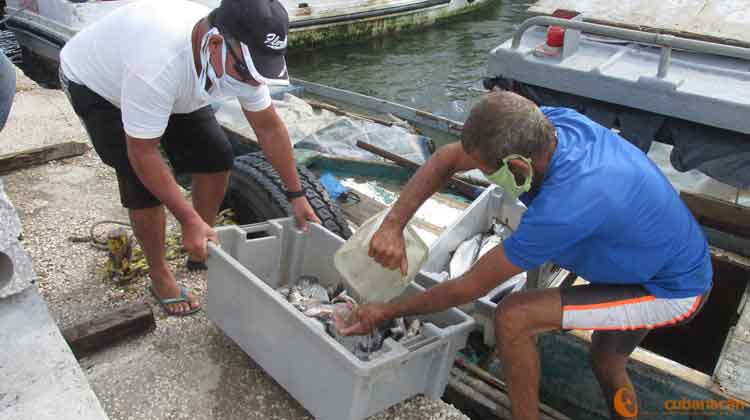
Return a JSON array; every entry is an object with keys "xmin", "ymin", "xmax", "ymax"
[
  {"xmin": 560, "ymin": 283, "xmax": 711, "ymax": 356},
  {"xmin": 62, "ymin": 76, "xmax": 233, "ymax": 209}
]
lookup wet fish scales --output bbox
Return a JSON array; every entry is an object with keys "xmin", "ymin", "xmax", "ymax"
[{"xmin": 449, "ymin": 233, "xmax": 482, "ymax": 278}]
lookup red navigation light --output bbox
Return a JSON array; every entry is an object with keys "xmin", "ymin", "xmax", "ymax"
[{"xmin": 547, "ymin": 26, "xmax": 565, "ymax": 47}]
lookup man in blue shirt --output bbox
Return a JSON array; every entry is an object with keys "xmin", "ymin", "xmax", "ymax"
[{"xmin": 340, "ymin": 91, "xmax": 712, "ymax": 420}]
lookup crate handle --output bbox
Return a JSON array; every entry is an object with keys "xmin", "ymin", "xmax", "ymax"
[
  {"xmin": 403, "ymin": 335, "xmax": 441, "ymax": 352},
  {"xmin": 238, "ymin": 223, "xmax": 276, "ymax": 241}
]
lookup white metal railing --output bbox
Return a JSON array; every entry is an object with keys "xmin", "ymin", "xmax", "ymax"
[{"xmin": 511, "ymin": 16, "xmax": 750, "ymax": 80}]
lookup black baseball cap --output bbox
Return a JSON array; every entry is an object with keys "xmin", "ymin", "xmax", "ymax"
[{"xmin": 209, "ymin": 0, "xmax": 290, "ymax": 86}]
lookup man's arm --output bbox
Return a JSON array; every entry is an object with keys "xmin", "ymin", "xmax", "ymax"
[
  {"xmin": 391, "ymin": 244, "xmax": 522, "ymax": 317},
  {"xmin": 369, "ymin": 142, "xmax": 479, "ymax": 272},
  {"xmin": 126, "ymin": 136, "xmax": 214, "ymax": 259},
  {"xmin": 244, "ymin": 105, "xmax": 302, "ymax": 193},
  {"xmin": 383, "ymin": 142, "xmax": 478, "ymax": 230},
  {"xmin": 243, "ymin": 105, "xmax": 320, "ymax": 229},
  {"xmin": 340, "ymin": 244, "xmax": 524, "ymax": 335}
]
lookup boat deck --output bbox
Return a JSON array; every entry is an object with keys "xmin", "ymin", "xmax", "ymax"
[
  {"xmin": 488, "ymin": 21, "xmax": 750, "ymax": 135},
  {"xmin": 530, "ymin": 0, "xmax": 750, "ymax": 47}
]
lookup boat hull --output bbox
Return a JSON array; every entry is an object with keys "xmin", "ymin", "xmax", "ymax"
[{"xmin": 3, "ymin": 0, "xmax": 493, "ymax": 71}]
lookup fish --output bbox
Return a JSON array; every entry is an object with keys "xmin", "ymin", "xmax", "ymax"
[
  {"xmin": 326, "ymin": 321, "xmax": 386, "ymax": 361},
  {"xmin": 478, "ymin": 233, "xmax": 502, "ymax": 260},
  {"xmin": 327, "ymin": 282, "xmax": 345, "ymax": 300},
  {"xmin": 331, "ymin": 290, "xmax": 357, "ymax": 306},
  {"xmin": 297, "ymin": 275, "xmax": 319, "ymax": 287},
  {"xmin": 278, "ymin": 275, "xmax": 425, "ymax": 361},
  {"xmin": 296, "ymin": 275, "xmax": 331, "ymax": 302},
  {"xmin": 449, "ymin": 233, "xmax": 483, "ymax": 278},
  {"xmin": 389, "ymin": 317, "xmax": 407, "ymax": 341},
  {"xmin": 281, "ymin": 275, "xmax": 335, "ymax": 311},
  {"xmin": 304, "ymin": 304, "xmax": 336, "ymax": 320},
  {"xmin": 406, "ymin": 318, "xmax": 422, "ymax": 338},
  {"xmin": 286, "ymin": 287, "xmax": 308, "ymax": 309},
  {"xmin": 356, "ymin": 329, "xmax": 385, "ymax": 355},
  {"xmin": 492, "ymin": 220, "xmax": 512, "ymax": 240},
  {"xmin": 304, "ymin": 284, "xmax": 330, "ymax": 303},
  {"xmin": 277, "ymin": 286, "xmax": 292, "ymax": 299}
]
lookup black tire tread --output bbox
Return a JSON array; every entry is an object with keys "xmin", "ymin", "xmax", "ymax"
[{"xmin": 229, "ymin": 152, "xmax": 352, "ymax": 239}]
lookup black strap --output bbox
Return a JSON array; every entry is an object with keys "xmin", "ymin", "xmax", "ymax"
[{"xmin": 285, "ymin": 189, "xmax": 305, "ymax": 199}]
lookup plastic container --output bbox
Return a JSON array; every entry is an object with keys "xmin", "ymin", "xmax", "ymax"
[
  {"xmin": 334, "ymin": 208, "xmax": 428, "ymax": 303},
  {"xmin": 420, "ymin": 185, "xmax": 527, "ymax": 286},
  {"xmin": 474, "ymin": 275, "xmax": 526, "ymax": 346},
  {"xmin": 418, "ymin": 186, "xmax": 552, "ymax": 346},
  {"xmin": 206, "ymin": 218, "xmax": 474, "ymax": 420}
]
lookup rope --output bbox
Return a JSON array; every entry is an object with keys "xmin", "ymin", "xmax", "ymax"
[
  {"xmin": 67, "ymin": 209, "xmax": 236, "ymax": 283},
  {"xmin": 68, "ymin": 220, "xmax": 131, "ymax": 250}
]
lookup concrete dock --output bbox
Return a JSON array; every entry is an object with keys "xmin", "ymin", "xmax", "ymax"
[{"xmin": 0, "ymin": 68, "xmax": 470, "ymax": 420}]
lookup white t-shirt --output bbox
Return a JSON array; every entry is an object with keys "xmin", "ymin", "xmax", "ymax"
[{"xmin": 60, "ymin": 0, "xmax": 271, "ymax": 139}]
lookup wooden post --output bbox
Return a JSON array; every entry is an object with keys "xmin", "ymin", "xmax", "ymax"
[
  {"xmin": 0, "ymin": 142, "xmax": 89, "ymax": 174},
  {"xmin": 61, "ymin": 302, "xmax": 156, "ymax": 359}
]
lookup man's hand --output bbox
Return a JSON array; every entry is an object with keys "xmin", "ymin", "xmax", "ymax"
[
  {"xmin": 337, "ymin": 302, "xmax": 394, "ymax": 336},
  {"xmin": 181, "ymin": 217, "xmax": 217, "ymax": 262},
  {"xmin": 369, "ymin": 222, "xmax": 408, "ymax": 275},
  {"xmin": 292, "ymin": 197, "xmax": 321, "ymax": 231}
]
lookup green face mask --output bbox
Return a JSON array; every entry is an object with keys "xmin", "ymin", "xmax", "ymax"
[{"xmin": 486, "ymin": 154, "xmax": 534, "ymax": 200}]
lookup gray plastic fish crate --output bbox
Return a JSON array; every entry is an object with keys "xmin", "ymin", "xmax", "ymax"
[
  {"xmin": 206, "ymin": 218, "xmax": 474, "ymax": 420},
  {"xmin": 418, "ymin": 186, "xmax": 533, "ymax": 347}
]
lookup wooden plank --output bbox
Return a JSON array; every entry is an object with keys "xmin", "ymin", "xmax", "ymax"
[
  {"xmin": 445, "ymin": 378, "xmax": 508, "ymax": 419},
  {"xmin": 356, "ymin": 140, "xmax": 484, "ymax": 200},
  {"xmin": 454, "ymin": 360, "xmax": 573, "ymax": 420},
  {"xmin": 0, "ymin": 141, "xmax": 89, "ymax": 174},
  {"xmin": 680, "ymin": 191, "xmax": 750, "ymax": 239},
  {"xmin": 529, "ymin": 0, "xmax": 750, "ymax": 48},
  {"xmin": 710, "ymin": 247, "xmax": 750, "ymax": 271},
  {"xmin": 714, "ymin": 280, "xmax": 750, "ymax": 401},
  {"xmin": 61, "ymin": 302, "xmax": 155, "ymax": 359},
  {"xmin": 703, "ymin": 227, "xmax": 750, "ymax": 258},
  {"xmin": 339, "ymin": 190, "xmax": 385, "ymax": 227}
]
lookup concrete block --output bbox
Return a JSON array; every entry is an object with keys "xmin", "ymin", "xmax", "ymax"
[
  {"xmin": 0, "ymin": 286, "xmax": 109, "ymax": 420},
  {"xmin": 0, "ymin": 180, "xmax": 34, "ymax": 298}
]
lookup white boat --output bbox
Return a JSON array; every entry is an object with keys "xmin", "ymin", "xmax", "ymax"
[{"xmin": 3, "ymin": 0, "xmax": 491, "ymax": 73}]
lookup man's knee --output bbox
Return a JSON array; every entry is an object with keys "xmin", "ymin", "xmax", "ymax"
[
  {"xmin": 494, "ymin": 293, "xmax": 534, "ymax": 342},
  {"xmin": 495, "ymin": 289, "xmax": 563, "ymax": 344}
]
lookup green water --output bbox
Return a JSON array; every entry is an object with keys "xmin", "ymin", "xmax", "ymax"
[{"xmin": 287, "ymin": 0, "xmax": 533, "ymax": 123}]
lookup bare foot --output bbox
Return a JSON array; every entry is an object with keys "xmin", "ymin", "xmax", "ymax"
[{"xmin": 149, "ymin": 265, "xmax": 201, "ymax": 315}]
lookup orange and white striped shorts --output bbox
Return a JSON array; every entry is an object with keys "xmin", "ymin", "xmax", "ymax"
[{"xmin": 560, "ymin": 283, "xmax": 710, "ymax": 355}]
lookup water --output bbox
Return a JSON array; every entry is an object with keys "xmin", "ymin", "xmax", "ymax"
[
  {"xmin": 287, "ymin": 0, "xmax": 533, "ymax": 122},
  {"xmin": 0, "ymin": 1, "xmax": 532, "ymax": 115}
]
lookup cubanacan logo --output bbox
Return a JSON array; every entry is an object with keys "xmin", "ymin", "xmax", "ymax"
[
  {"xmin": 614, "ymin": 387, "xmax": 638, "ymax": 418},
  {"xmin": 614, "ymin": 387, "xmax": 750, "ymax": 417}
]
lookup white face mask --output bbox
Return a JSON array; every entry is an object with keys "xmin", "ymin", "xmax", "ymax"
[{"xmin": 198, "ymin": 28, "xmax": 259, "ymax": 100}]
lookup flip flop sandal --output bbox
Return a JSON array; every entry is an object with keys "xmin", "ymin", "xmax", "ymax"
[
  {"xmin": 186, "ymin": 257, "xmax": 208, "ymax": 272},
  {"xmin": 148, "ymin": 285, "xmax": 201, "ymax": 317}
]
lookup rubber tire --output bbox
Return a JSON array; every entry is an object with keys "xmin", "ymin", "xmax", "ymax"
[{"xmin": 228, "ymin": 152, "xmax": 352, "ymax": 239}]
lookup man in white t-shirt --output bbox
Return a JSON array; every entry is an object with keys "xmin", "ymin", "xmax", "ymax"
[{"xmin": 59, "ymin": 0, "xmax": 320, "ymax": 316}]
